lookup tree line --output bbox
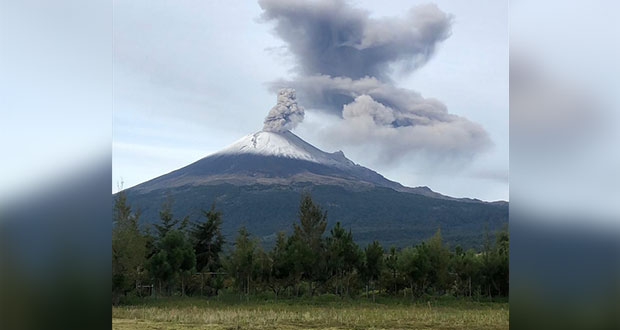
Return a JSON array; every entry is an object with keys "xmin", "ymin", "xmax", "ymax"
[{"xmin": 112, "ymin": 191, "xmax": 508, "ymax": 303}]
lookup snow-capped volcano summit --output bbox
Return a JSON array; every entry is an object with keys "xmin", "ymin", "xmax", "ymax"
[
  {"xmin": 215, "ymin": 130, "xmax": 355, "ymax": 169},
  {"xmin": 130, "ymin": 128, "xmax": 453, "ymax": 200}
]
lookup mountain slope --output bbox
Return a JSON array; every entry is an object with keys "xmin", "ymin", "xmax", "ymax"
[
  {"xmin": 125, "ymin": 183, "xmax": 507, "ymax": 249},
  {"xmin": 131, "ymin": 130, "xmax": 455, "ymax": 200},
  {"xmin": 124, "ymin": 130, "xmax": 508, "ymax": 249}
]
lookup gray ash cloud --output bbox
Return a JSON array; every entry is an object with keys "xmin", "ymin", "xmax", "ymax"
[
  {"xmin": 259, "ymin": 0, "xmax": 491, "ymax": 162},
  {"xmin": 263, "ymin": 88, "xmax": 305, "ymax": 132}
]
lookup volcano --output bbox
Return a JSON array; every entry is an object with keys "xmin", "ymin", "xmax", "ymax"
[
  {"xmin": 131, "ymin": 130, "xmax": 454, "ymax": 200},
  {"xmin": 123, "ymin": 129, "xmax": 507, "ymax": 248}
]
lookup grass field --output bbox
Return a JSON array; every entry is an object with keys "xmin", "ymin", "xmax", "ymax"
[{"xmin": 112, "ymin": 295, "xmax": 509, "ymax": 330}]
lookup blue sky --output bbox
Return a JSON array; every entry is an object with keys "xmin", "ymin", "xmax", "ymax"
[{"xmin": 113, "ymin": 0, "xmax": 508, "ymax": 201}]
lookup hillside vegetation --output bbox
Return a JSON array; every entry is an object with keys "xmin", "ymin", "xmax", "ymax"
[{"xmin": 125, "ymin": 184, "xmax": 507, "ymax": 249}]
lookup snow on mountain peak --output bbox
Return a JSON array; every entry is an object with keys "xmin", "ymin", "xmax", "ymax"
[{"xmin": 214, "ymin": 130, "xmax": 354, "ymax": 168}]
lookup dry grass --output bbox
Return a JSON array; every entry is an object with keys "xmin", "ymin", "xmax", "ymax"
[{"xmin": 112, "ymin": 296, "xmax": 509, "ymax": 330}]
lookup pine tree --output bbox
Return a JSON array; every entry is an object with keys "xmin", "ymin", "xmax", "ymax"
[
  {"xmin": 326, "ymin": 222, "xmax": 361, "ymax": 296},
  {"xmin": 452, "ymin": 248, "xmax": 480, "ymax": 296},
  {"xmin": 398, "ymin": 243, "xmax": 431, "ymax": 298},
  {"xmin": 285, "ymin": 232, "xmax": 312, "ymax": 296},
  {"xmin": 427, "ymin": 228, "xmax": 450, "ymax": 293},
  {"xmin": 384, "ymin": 246, "xmax": 400, "ymax": 294},
  {"xmin": 293, "ymin": 192, "xmax": 327, "ymax": 250},
  {"xmin": 153, "ymin": 196, "xmax": 188, "ymax": 240},
  {"xmin": 154, "ymin": 199, "xmax": 175, "ymax": 238},
  {"xmin": 363, "ymin": 240, "xmax": 384, "ymax": 302},
  {"xmin": 112, "ymin": 190, "xmax": 147, "ymax": 302},
  {"xmin": 292, "ymin": 193, "xmax": 327, "ymax": 294},
  {"xmin": 147, "ymin": 230, "xmax": 196, "ymax": 295},
  {"xmin": 268, "ymin": 231, "xmax": 291, "ymax": 299},
  {"xmin": 494, "ymin": 228, "xmax": 509, "ymax": 296},
  {"xmin": 192, "ymin": 203, "xmax": 225, "ymax": 273},
  {"xmin": 227, "ymin": 227, "xmax": 257, "ymax": 296}
]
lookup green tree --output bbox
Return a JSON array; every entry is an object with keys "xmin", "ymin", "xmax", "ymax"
[
  {"xmin": 285, "ymin": 233, "xmax": 313, "ymax": 296},
  {"xmin": 147, "ymin": 249, "xmax": 172, "ymax": 295},
  {"xmin": 398, "ymin": 244, "xmax": 431, "ymax": 298},
  {"xmin": 480, "ymin": 226, "xmax": 509, "ymax": 297},
  {"xmin": 192, "ymin": 203, "xmax": 225, "ymax": 273},
  {"xmin": 363, "ymin": 240, "xmax": 384, "ymax": 302},
  {"xmin": 426, "ymin": 228, "xmax": 451, "ymax": 293},
  {"xmin": 293, "ymin": 193, "xmax": 327, "ymax": 249},
  {"xmin": 497, "ymin": 229, "xmax": 509, "ymax": 295},
  {"xmin": 490, "ymin": 228, "xmax": 509, "ymax": 296},
  {"xmin": 153, "ymin": 196, "xmax": 188, "ymax": 240},
  {"xmin": 227, "ymin": 227, "xmax": 257, "ymax": 296},
  {"xmin": 267, "ymin": 232, "xmax": 292, "ymax": 299},
  {"xmin": 112, "ymin": 190, "xmax": 147, "ymax": 302},
  {"xmin": 383, "ymin": 246, "xmax": 401, "ymax": 294},
  {"xmin": 452, "ymin": 247, "xmax": 481, "ymax": 296},
  {"xmin": 326, "ymin": 222, "xmax": 361, "ymax": 296},
  {"xmin": 292, "ymin": 193, "xmax": 327, "ymax": 294},
  {"xmin": 147, "ymin": 230, "xmax": 196, "ymax": 295}
]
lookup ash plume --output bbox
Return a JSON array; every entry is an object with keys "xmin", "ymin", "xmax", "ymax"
[
  {"xmin": 259, "ymin": 0, "xmax": 491, "ymax": 163},
  {"xmin": 259, "ymin": 0, "xmax": 452, "ymax": 81},
  {"xmin": 263, "ymin": 88, "xmax": 305, "ymax": 132}
]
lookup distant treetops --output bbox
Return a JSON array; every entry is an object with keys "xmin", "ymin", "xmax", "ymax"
[{"xmin": 113, "ymin": 192, "xmax": 508, "ymax": 303}]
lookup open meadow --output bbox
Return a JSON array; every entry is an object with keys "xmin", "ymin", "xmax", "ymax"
[{"xmin": 112, "ymin": 296, "xmax": 509, "ymax": 330}]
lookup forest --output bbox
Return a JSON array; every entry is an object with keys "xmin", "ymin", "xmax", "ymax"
[{"xmin": 112, "ymin": 190, "xmax": 509, "ymax": 304}]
